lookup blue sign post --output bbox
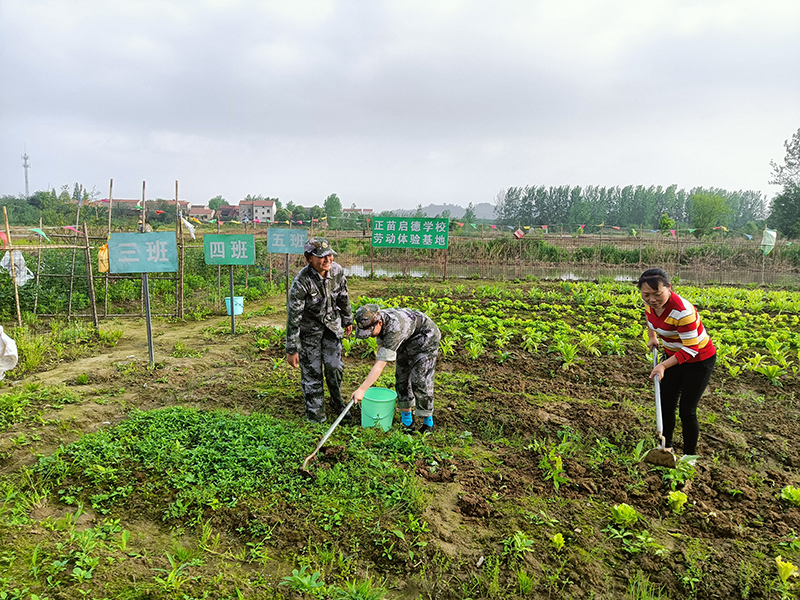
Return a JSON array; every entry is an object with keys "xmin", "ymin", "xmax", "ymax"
[{"xmin": 108, "ymin": 232, "xmax": 180, "ymax": 366}]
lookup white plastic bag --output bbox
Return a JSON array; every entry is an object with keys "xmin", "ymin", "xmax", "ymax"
[
  {"xmin": 1, "ymin": 250, "xmax": 34, "ymax": 286},
  {"xmin": 0, "ymin": 326, "xmax": 18, "ymax": 379}
]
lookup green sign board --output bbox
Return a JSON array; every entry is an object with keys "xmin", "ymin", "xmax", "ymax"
[
  {"xmin": 371, "ymin": 217, "xmax": 449, "ymax": 249},
  {"xmin": 109, "ymin": 232, "xmax": 179, "ymax": 273},
  {"xmin": 203, "ymin": 234, "xmax": 256, "ymax": 265},
  {"xmin": 267, "ymin": 228, "xmax": 307, "ymax": 255}
]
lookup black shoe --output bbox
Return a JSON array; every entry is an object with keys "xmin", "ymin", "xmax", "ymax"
[
  {"xmin": 417, "ymin": 423, "xmax": 435, "ymax": 435},
  {"xmin": 402, "ymin": 420, "xmax": 417, "ymax": 434}
]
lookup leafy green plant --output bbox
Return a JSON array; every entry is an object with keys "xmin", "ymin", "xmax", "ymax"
[
  {"xmin": 331, "ymin": 577, "xmax": 387, "ymax": 600},
  {"xmin": 465, "ymin": 340, "xmax": 484, "ymax": 360},
  {"xmin": 502, "ymin": 531, "xmax": 536, "ymax": 562},
  {"xmin": 610, "ymin": 503, "xmax": 640, "ymax": 528},
  {"xmin": 551, "ymin": 532, "xmax": 565, "ymax": 552},
  {"xmin": 280, "ymin": 565, "xmax": 325, "ymax": 592},
  {"xmin": 550, "ymin": 338, "xmax": 582, "ymax": 370},
  {"xmin": 538, "ymin": 447, "xmax": 569, "ymax": 492},
  {"xmin": 754, "ymin": 364, "xmax": 787, "ymax": 386},
  {"xmin": 578, "ymin": 331, "xmax": 601, "ymax": 356},
  {"xmin": 781, "ymin": 485, "xmax": 800, "ymax": 507},
  {"xmin": 668, "ymin": 490, "xmax": 688, "ymax": 514},
  {"xmin": 775, "ymin": 555, "xmax": 799, "ymax": 600},
  {"xmin": 439, "ymin": 337, "xmax": 455, "ymax": 359}
]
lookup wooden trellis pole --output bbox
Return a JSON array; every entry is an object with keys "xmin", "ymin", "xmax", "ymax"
[
  {"xmin": 176, "ymin": 180, "xmax": 184, "ymax": 319},
  {"xmin": 34, "ymin": 216, "xmax": 43, "ymax": 314},
  {"xmin": 105, "ymin": 179, "xmax": 113, "ymax": 316},
  {"xmin": 3, "ymin": 207, "xmax": 22, "ymax": 327},
  {"xmin": 67, "ymin": 185, "xmax": 83, "ymax": 318},
  {"xmin": 82, "ymin": 223, "xmax": 99, "ymax": 328}
]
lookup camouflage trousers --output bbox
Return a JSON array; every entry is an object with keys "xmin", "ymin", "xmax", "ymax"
[
  {"xmin": 396, "ymin": 325, "xmax": 441, "ymax": 418},
  {"xmin": 299, "ymin": 328, "xmax": 344, "ymax": 423}
]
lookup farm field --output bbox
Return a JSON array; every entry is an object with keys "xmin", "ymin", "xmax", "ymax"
[{"xmin": 0, "ymin": 277, "xmax": 799, "ymax": 600}]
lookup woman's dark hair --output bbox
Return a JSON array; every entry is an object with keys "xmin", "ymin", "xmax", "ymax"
[{"xmin": 637, "ymin": 268, "xmax": 671, "ymax": 290}]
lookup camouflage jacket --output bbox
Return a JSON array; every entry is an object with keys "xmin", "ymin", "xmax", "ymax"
[
  {"xmin": 285, "ymin": 262, "xmax": 353, "ymax": 354},
  {"xmin": 375, "ymin": 308, "xmax": 438, "ymax": 362}
]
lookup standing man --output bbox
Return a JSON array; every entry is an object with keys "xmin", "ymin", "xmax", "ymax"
[
  {"xmin": 286, "ymin": 238, "xmax": 353, "ymax": 423},
  {"xmin": 351, "ymin": 304, "xmax": 441, "ymax": 434}
]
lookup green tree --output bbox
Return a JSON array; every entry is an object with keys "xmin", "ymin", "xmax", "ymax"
[
  {"xmin": 658, "ymin": 213, "xmax": 676, "ymax": 231},
  {"xmin": 770, "ymin": 127, "xmax": 800, "ymax": 187},
  {"xmin": 275, "ymin": 208, "xmax": 291, "ymax": 222},
  {"xmin": 463, "ymin": 202, "xmax": 476, "ymax": 224},
  {"xmin": 688, "ymin": 192, "xmax": 731, "ymax": 234},
  {"xmin": 208, "ymin": 196, "xmax": 228, "ymax": 211},
  {"xmin": 324, "ymin": 194, "xmax": 343, "ymax": 219},
  {"xmin": 767, "ymin": 183, "xmax": 800, "ymax": 239},
  {"xmin": 291, "ymin": 205, "xmax": 309, "ymax": 223},
  {"xmin": 309, "ymin": 205, "xmax": 325, "ymax": 220}
]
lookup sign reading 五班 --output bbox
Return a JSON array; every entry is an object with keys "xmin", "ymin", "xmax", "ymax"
[
  {"xmin": 203, "ymin": 234, "xmax": 256, "ymax": 265},
  {"xmin": 371, "ymin": 217, "xmax": 449, "ymax": 249},
  {"xmin": 267, "ymin": 228, "xmax": 307, "ymax": 254},
  {"xmin": 109, "ymin": 232, "xmax": 179, "ymax": 273}
]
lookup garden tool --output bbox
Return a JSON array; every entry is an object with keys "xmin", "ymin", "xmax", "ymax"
[
  {"xmin": 300, "ymin": 399, "xmax": 355, "ymax": 479},
  {"xmin": 643, "ymin": 347, "xmax": 677, "ymax": 469}
]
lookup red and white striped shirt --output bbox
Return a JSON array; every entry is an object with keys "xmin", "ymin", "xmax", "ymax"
[{"xmin": 645, "ymin": 292, "xmax": 715, "ymax": 364}]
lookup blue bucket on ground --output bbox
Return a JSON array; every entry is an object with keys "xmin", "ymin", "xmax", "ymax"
[
  {"xmin": 361, "ymin": 387, "xmax": 397, "ymax": 432},
  {"xmin": 225, "ymin": 296, "xmax": 244, "ymax": 316}
]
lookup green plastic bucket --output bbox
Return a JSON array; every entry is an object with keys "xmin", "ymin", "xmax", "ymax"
[{"xmin": 361, "ymin": 387, "xmax": 397, "ymax": 432}]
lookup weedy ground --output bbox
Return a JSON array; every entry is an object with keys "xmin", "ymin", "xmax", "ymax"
[{"xmin": 0, "ymin": 277, "xmax": 799, "ymax": 600}]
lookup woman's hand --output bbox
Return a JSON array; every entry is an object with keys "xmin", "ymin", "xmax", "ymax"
[
  {"xmin": 647, "ymin": 336, "xmax": 659, "ymax": 350},
  {"xmin": 351, "ymin": 387, "xmax": 366, "ymax": 404},
  {"xmin": 650, "ymin": 362, "xmax": 667, "ymax": 381}
]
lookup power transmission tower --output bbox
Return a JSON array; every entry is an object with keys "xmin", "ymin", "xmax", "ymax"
[{"xmin": 21, "ymin": 151, "xmax": 30, "ymax": 197}]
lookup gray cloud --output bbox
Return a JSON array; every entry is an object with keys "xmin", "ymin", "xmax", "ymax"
[{"xmin": 1, "ymin": 0, "xmax": 798, "ymax": 209}]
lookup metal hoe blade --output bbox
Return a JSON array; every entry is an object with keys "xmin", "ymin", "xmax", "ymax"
[
  {"xmin": 643, "ymin": 347, "xmax": 676, "ymax": 469},
  {"xmin": 300, "ymin": 399, "xmax": 355, "ymax": 477}
]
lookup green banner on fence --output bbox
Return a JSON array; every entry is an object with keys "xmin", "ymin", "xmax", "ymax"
[
  {"xmin": 203, "ymin": 234, "xmax": 256, "ymax": 265},
  {"xmin": 371, "ymin": 217, "xmax": 449, "ymax": 249}
]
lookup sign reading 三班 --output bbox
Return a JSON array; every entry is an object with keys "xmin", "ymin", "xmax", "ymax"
[
  {"xmin": 267, "ymin": 228, "xmax": 307, "ymax": 255},
  {"xmin": 109, "ymin": 232, "xmax": 179, "ymax": 273},
  {"xmin": 370, "ymin": 217, "xmax": 449, "ymax": 249},
  {"xmin": 203, "ymin": 234, "xmax": 256, "ymax": 265}
]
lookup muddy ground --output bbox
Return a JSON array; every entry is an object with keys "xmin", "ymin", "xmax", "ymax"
[{"xmin": 1, "ymin": 279, "xmax": 799, "ymax": 599}]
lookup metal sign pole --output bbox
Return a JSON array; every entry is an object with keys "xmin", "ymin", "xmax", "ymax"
[
  {"xmin": 285, "ymin": 254, "xmax": 290, "ymax": 305},
  {"xmin": 229, "ymin": 264, "xmax": 236, "ymax": 334},
  {"xmin": 143, "ymin": 273, "xmax": 154, "ymax": 367}
]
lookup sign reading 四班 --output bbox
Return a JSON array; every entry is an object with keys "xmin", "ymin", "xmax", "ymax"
[
  {"xmin": 267, "ymin": 228, "xmax": 307, "ymax": 254},
  {"xmin": 371, "ymin": 217, "xmax": 449, "ymax": 249},
  {"xmin": 203, "ymin": 234, "xmax": 256, "ymax": 265},
  {"xmin": 109, "ymin": 232, "xmax": 179, "ymax": 273}
]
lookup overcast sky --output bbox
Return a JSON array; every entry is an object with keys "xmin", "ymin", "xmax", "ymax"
[{"xmin": 1, "ymin": 0, "xmax": 798, "ymax": 213}]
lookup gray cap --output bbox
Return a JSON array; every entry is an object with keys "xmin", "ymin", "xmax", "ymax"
[
  {"xmin": 354, "ymin": 304, "xmax": 381, "ymax": 339},
  {"xmin": 304, "ymin": 237, "xmax": 337, "ymax": 257}
]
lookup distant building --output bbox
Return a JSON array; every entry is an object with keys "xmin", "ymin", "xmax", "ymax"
[
  {"xmin": 239, "ymin": 199, "xmax": 275, "ymax": 223},
  {"xmin": 342, "ymin": 208, "xmax": 373, "ymax": 216},
  {"xmin": 216, "ymin": 205, "xmax": 239, "ymax": 221},
  {"xmin": 189, "ymin": 207, "xmax": 215, "ymax": 222}
]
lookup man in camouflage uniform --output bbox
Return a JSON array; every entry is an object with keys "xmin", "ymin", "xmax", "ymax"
[
  {"xmin": 286, "ymin": 238, "xmax": 353, "ymax": 423},
  {"xmin": 351, "ymin": 304, "xmax": 441, "ymax": 434}
]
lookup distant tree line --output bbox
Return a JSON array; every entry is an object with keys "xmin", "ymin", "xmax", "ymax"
[{"xmin": 493, "ymin": 184, "xmax": 767, "ymax": 235}]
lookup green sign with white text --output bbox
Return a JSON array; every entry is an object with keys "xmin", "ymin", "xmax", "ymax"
[
  {"xmin": 203, "ymin": 234, "xmax": 256, "ymax": 265},
  {"xmin": 371, "ymin": 217, "xmax": 449, "ymax": 249}
]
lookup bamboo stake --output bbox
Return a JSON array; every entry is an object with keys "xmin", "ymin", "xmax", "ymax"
[
  {"xmin": 82, "ymin": 223, "xmax": 99, "ymax": 328},
  {"xmin": 176, "ymin": 180, "xmax": 184, "ymax": 319},
  {"xmin": 3, "ymin": 207, "xmax": 22, "ymax": 327},
  {"xmin": 105, "ymin": 179, "xmax": 113, "ymax": 317},
  {"xmin": 34, "ymin": 216, "xmax": 43, "ymax": 314},
  {"xmin": 67, "ymin": 185, "xmax": 83, "ymax": 317}
]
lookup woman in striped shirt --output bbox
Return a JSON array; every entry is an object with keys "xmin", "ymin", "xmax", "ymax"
[{"xmin": 637, "ymin": 268, "xmax": 716, "ymax": 459}]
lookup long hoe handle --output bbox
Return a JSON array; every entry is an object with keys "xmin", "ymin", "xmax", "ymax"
[
  {"xmin": 301, "ymin": 399, "xmax": 355, "ymax": 471},
  {"xmin": 652, "ymin": 347, "xmax": 666, "ymax": 449}
]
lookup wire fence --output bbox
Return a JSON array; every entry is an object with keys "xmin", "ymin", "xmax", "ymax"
[{"xmin": 1, "ymin": 223, "xmax": 797, "ymax": 326}]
